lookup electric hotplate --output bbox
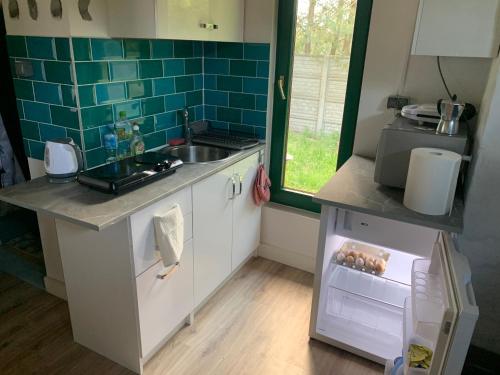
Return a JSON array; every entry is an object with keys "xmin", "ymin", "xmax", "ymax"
[{"xmin": 78, "ymin": 152, "xmax": 183, "ymax": 194}]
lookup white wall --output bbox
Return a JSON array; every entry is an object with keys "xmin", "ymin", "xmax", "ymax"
[
  {"xmin": 458, "ymin": 57, "xmax": 500, "ymax": 354},
  {"xmin": 353, "ymin": 0, "xmax": 492, "ymax": 158}
]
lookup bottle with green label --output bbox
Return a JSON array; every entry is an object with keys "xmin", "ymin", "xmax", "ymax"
[{"xmin": 130, "ymin": 124, "xmax": 145, "ymax": 156}]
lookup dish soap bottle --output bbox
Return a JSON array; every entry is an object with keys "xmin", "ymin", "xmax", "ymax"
[
  {"xmin": 130, "ymin": 124, "xmax": 145, "ymax": 156},
  {"xmin": 103, "ymin": 123, "xmax": 118, "ymax": 162}
]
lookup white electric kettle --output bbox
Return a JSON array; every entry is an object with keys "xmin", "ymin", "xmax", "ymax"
[{"xmin": 44, "ymin": 138, "xmax": 83, "ymax": 183}]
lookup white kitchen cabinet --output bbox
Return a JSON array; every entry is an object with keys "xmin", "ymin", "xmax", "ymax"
[
  {"xmin": 412, "ymin": 0, "xmax": 500, "ymax": 57},
  {"xmin": 232, "ymin": 153, "xmax": 261, "ymax": 270},
  {"xmin": 3, "ymin": 0, "xmax": 109, "ymax": 37},
  {"xmin": 193, "ymin": 152, "xmax": 261, "ymax": 307},
  {"xmin": 107, "ymin": 0, "xmax": 244, "ymax": 41}
]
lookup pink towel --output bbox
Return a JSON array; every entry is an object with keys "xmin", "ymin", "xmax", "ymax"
[{"xmin": 253, "ymin": 164, "xmax": 271, "ymax": 205}]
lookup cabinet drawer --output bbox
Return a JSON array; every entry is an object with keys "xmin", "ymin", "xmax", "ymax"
[
  {"xmin": 335, "ymin": 209, "xmax": 437, "ymax": 257},
  {"xmin": 130, "ymin": 187, "xmax": 193, "ymax": 276},
  {"xmin": 136, "ymin": 240, "xmax": 193, "ymax": 358}
]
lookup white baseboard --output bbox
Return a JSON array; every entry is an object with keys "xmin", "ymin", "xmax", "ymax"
[
  {"xmin": 44, "ymin": 276, "xmax": 67, "ymax": 300},
  {"xmin": 257, "ymin": 243, "xmax": 315, "ymax": 273}
]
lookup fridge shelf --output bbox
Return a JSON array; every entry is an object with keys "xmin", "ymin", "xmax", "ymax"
[
  {"xmin": 328, "ymin": 263, "xmax": 410, "ymax": 309},
  {"xmin": 411, "ymin": 259, "xmax": 446, "ymax": 343}
]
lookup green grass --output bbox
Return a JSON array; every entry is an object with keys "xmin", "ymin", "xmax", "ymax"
[{"xmin": 284, "ymin": 130, "xmax": 340, "ymax": 194}]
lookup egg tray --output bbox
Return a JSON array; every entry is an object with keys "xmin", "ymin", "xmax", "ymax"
[{"xmin": 332, "ymin": 241, "xmax": 390, "ymax": 276}]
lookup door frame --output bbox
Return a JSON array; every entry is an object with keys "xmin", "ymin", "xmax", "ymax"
[{"xmin": 269, "ymin": 0, "xmax": 373, "ymax": 212}]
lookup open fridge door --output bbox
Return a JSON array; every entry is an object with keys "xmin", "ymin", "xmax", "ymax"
[{"xmin": 431, "ymin": 233, "xmax": 479, "ymax": 375}]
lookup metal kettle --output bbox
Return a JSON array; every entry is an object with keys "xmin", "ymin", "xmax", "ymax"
[{"xmin": 436, "ymin": 99, "xmax": 465, "ymax": 136}]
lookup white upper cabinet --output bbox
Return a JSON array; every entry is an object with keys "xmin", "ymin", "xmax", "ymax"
[
  {"xmin": 412, "ymin": 0, "xmax": 500, "ymax": 58},
  {"xmin": 107, "ymin": 0, "xmax": 244, "ymax": 41},
  {"xmin": 3, "ymin": 0, "xmax": 109, "ymax": 37}
]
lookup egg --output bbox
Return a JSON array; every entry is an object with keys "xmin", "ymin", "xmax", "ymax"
[
  {"xmin": 374, "ymin": 259, "xmax": 386, "ymax": 274},
  {"xmin": 346, "ymin": 255, "xmax": 355, "ymax": 265},
  {"xmin": 355, "ymin": 257, "xmax": 365, "ymax": 267},
  {"xmin": 336, "ymin": 252, "xmax": 346, "ymax": 263},
  {"xmin": 365, "ymin": 257, "xmax": 375, "ymax": 270},
  {"xmin": 347, "ymin": 250, "xmax": 359, "ymax": 259}
]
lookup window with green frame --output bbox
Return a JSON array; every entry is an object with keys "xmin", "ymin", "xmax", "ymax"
[{"xmin": 269, "ymin": 0, "xmax": 373, "ymax": 213}]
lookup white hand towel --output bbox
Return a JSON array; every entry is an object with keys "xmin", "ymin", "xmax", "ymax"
[{"xmin": 154, "ymin": 204, "xmax": 184, "ymax": 268}]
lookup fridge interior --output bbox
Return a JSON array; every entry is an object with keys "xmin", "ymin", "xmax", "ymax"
[{"xmin": 315, "ymin": 210, "xmax": 452, "ymax": 373}]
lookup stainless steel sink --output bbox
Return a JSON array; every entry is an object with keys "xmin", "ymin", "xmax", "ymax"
[{"xmin": 161, "ymin": 145, "xmax": 231, "ymax": 164}]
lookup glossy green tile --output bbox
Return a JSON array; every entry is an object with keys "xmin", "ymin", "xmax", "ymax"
[
  {"xmin": 186, "ymin": 90, "xmax": 202, "ymax": 107},
  {"xmin": 83, "ymin": 128, "xmax": 102, "ymax": 149},
  {"xmin": 6, "ymin": 36, "xmax": 27, "ymax": 57},
  {"xmin": 144, "ymin": 131, "xmax": 167, "ymax": 150},
  {"xmin": 127, "ymin": 80, "xmax": 153, "ymax": 99},
  {"xmin": 76, "ymin": 62, "xmax": 109, "ymax": 84},
  {"xmin": 66, "ymin": 128, "xmax": 83, "ymax": 148},
  {"xmin": 257, "ymin": 61, "xmax": 270, "ymax": 78},
  {"xmin": 205, "ymin": 90, "xmax": 228, "ymax": 106},
  {"xmin": 164, "ymin": 93, "xmax": 185, "ymax": 112},
  {"xmin": 85, "ymin": 148, "xmax": 107, "ymax": 168},
  {"xmin": 26, "ymin": 36, "xmax": 55, "ymax": 59},
  {"xmin": 39, "ymin": 123, "xmax": 66, "ymax": 141},
  {"xmin": 243, "ymin": 77, "xmax": 268, "ymax": 94},
  {"xmin": 109, "ymin": 61, "xmax": 137, "ymax": 81},
  {"xmin": 242, "ymin": 110, "xmax": 266, "ymax": 126},
  {"xmin": 13, "ymin": 79, "xmax": 34, "ymax": 100},
  {"xmin": 256, "ymin": 95, "xmax": 267, "ymax": 111},
  {"xmin": 151, "ymin": 40, "xmax": 173, "ymax": 58},
  {"xmin": 72, "ymin": 38, "xmax": 91, "ymax": 61},
  {"xmin": 13, "ymin": 59, "xmax": 44, "ymax": 81},
  {"xmin": 141, "ymin": 96, "xmax": 165, "ymax": 116},
  {"xmin": 20, "ymin": 120, "xmax": 40, "ymax": 140},
  {"xmin": 61, "ymin": 85, "xmax": 76, "ymax": 107},
  {"xmin": 244, "ymin": 43, "xmax": 270, "ymax": 60},
  {"xmin": 29, "ymin": 140, "xmax": 45, "ymax": 160},
  {"xmin": 163, "ymin": 59, "xmax": 184, "ymax": 77},
  {"xmin": 185, "ymin": 58, "xmax": 202, "ymax": 74},
  {"xmin": 167, "ymin": 126, "xmax": 183, "ymax": 141},
  {"xmin": 155, "ymin": 111, "xmax": 178, "ymax": 131},
  {"xmin": 229, "ymin": 93, "xmax": 255, "ymax": 109},
  {"xmin": 193, "ymin": 42, "xmax": 203, "ymax": 57},
  {"xmin": 136, "ymin": 116, "xmax": 155, "ymax": 134},
  {"xmin": 34, "ymin": 82, "xmax": 61, "ymax": 104},
  {"xmin": 217, "ymin": 107, "xmax": 241, "ymax": 123},
  {"xmin": 175, "ymin": 76, "xmax": 194, "ymax": 92},
  {"xmin": 23, "ymin": 101, "xmax": 51, "ymax": 123},
  {"xmin": 55, "ymin": 38, "xmax": 71, "ymax": 61},
  {"xmin": 113, "ymin": 100, "xmax": 141, "ymax": 120},
  {"xmin": 124, "ymin": 39, "xmax": 150, "ymax": 59},
  {"xmin": 204, "ymin": 58, "xmax": 229, "ymax": 75},
  {"xmin": 139, "ymin": 60, "xmax": 163, "ymax": 79},
  {"xmin": 217, "ymin": 75, "xmax": 242, "ymax": 92},
  {"xmin": 96, "ymin": 82, "xmax": 126, "ymax": 104},
  {"xmin": 91, "ymin": 39, "xmax": 123, "ymax": 60},
  {"xmin": 81, "ymin": 105, "xmax": 113, "ymax": 129},
  {"xmin": 217, "ymin": 42, "xmax": 243, "ymax": 59},
  {"xmin": 230, "ymin": 60, "xmax": 257, "ymax": 77},
  {"xmin": 229, "ymin": 123, "xmax": 255, "ymax": 136},
  {"xmin": 16, "ymin": 99, "xmax": 24, "ymax": 119},
  {"xmin": 255, "ymin": 126, "xmax": 266, "ymax": 139},
  {"xmin": 50, "ymin": 105, "xmax": 79, "ymax": 129},
  {"xmin": 173, "ymin": 41, "xmax": 193, "ymax": 58},
  {"xmin": 44, "ymin": 61, "xmax": 74, "ymax": 84},
  {"xmin": 78, "ymin": 85, "xmax": 96, "ymax": 107},
  {"xmin": 194, "ymin": 74, "xmax": 203, "ymax": 90}
]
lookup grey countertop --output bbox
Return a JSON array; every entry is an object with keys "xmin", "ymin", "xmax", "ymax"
[
  {"xmin": 0, "ymin": 145, "xmax": 265, "ymax": 231},
  {"xmin": 314, "ymin": 155, "xmax": 463, "ymax": 233}
]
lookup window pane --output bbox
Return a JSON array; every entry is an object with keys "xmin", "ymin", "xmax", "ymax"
[{"xmin": 284, "ymin": 0, "xmax": 357, "ymax": 194}]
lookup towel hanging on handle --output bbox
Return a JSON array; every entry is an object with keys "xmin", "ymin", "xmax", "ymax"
[
  {"xmin": 253, "ymin": 164, "xmax": 271, "ymax": 206},
  {"xmin": 154, "ymin": 204, "xmax": 184, "ymax": 279}
]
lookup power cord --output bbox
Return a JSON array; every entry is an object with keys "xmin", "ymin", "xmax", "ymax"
[{"xmin": 437, "ymin": 56, "xmax": 454, "ymax": 100}]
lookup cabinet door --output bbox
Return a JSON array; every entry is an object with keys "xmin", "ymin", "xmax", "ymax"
[
  {"xmin": 136, "ymin": 240, "xmax": 194, "ymax": 358},
  {"xmin": 156, "ymin": 0, "xmax": 210, "ymax": 40},
  {"xmin": 232, "ymin": 153, "xmax": 261, "ymax": 270},
  {"xmin": 208, "ymin": 0, "xmax": 244, "ymax": 42},
  {"xmin": 193, "ymin": 167, "xmax": 234, "ymax": 307}
]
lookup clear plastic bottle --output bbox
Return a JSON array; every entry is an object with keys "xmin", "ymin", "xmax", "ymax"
[
  {"xmin": 103, "ymin": 123, "xmax": 118, "ymax": 162},
  {"xmin": 130, "ymin": 124, "xmax": 145, "ymax": 156},
  {"xmin": 115, "ymin": 111, "xmax": 132, "ymax": 141}
]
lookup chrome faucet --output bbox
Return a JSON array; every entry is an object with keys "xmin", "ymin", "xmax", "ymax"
[{"xmin": 181, "ymin": 106, "xmax": 192, "ymax": 145}]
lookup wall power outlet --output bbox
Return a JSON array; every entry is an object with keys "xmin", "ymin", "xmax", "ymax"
[{"xmin": 387, "ymin": 95, "xmax": 409, "ymax": 110}]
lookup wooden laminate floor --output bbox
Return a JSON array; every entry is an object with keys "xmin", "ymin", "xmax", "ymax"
[{"xmin": 0, "ymin": 257, "xmax": 383, "ymax": 375}]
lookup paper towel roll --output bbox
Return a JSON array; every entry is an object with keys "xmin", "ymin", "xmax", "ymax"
[{"xmin": 404, "ymin": 148, "xmax": 462, "ymax": 215}]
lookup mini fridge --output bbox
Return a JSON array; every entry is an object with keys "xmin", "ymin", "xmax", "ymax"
[{"xmin": 309, "ymin": 207, "xmax": 478, "ymax": 375}]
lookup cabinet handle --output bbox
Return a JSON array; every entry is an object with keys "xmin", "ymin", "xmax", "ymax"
[
  {"xmin": 278, "ymin": 75, "xmax": 287, "ymax": 100},
  {"xmin": 229, "ymin": 176, "xmax": 236, "ymax": 200},
  {"xmin": 236, "ymin": 174, "xmax": 243, "ymax": 196},
  {"xmin": 157, "ymin": 263, "xmax": 179, "ymax": 280},
  {"xmin": 200, "ymin": 23, "xmax": 219, "ymax": 30}
]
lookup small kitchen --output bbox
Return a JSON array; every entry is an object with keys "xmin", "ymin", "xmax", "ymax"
[{"xmin": 0, "ymin": 0, "xmax": 499, "ymax": 374}]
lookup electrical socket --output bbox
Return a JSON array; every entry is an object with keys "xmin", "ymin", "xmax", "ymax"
[{"xmin": 387, "ymin": 95, "xmax": 410, "ymax": 110}]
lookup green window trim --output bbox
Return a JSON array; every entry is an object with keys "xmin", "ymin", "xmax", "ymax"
[{"xmin": 269, "ymin": 0, "xmax": 373, "ymax": 213}]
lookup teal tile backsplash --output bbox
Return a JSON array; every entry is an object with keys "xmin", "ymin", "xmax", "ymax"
[{"xmin": 7, "ymin": 35, "xmax": 270, "ymax": 169}]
